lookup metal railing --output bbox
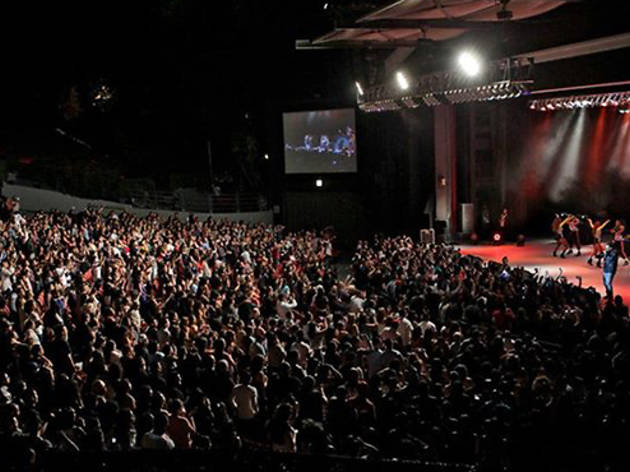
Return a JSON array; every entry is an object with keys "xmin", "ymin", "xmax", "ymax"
[
  {"xmin": 127, "ymin": 190, "xmax": 268, "ymax": 214},
  {"xmin": 211, "ymin": 193, "xmax": 267, "ymax": 213}
]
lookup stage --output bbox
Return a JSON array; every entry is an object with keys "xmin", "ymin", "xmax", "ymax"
[{"xmin": 458, "ymin": 239, "xmax": 630, "ymax": 301}]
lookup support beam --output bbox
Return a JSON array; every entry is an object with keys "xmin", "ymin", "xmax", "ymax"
[
  {"xmin": 355, "ymin": 18, "xmax": 526, "ymax": 30},
  {"xmin": 516, "ymin": 32, "xmax": 630, "ymax": 64},
  {"xmin": 434, "ymin": 105, "xmax": 457, "ymax": 238},
  {"xmin": 384, "ymin": 47, "xmax": 416, "ymax": 76},
  {"xmin": 296, "ymin": 38, "xmax": 427, "ymax": 49}
]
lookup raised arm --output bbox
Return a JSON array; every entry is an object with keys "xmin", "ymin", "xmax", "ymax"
[{"xmin": 559, "ymin": 216, "xmax": 572, "ymax": 228}]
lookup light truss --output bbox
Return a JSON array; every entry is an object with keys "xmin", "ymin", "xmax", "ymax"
[
  {"xmin": 529, "ymin": 91, "xmax": 630, "ymax": 111},
  {"xmin": 359, "ymin": 81, "xmax": 531, "ymax": 112},
  {"xmin": 357, "ymin": 57, "xmax": 533, "ymax": 112}
]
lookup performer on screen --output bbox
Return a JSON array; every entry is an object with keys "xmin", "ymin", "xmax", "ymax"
[
  {"xmin": 345, "ymin": 125, "xmax": 356, "ymax": 156},
  {"xmin": 319, "ymin": 135, "xmax": 330, "ymax": 153},
  {"xmin": 587, "ymin": 218, "xmax": 610, "ymax": 267},
  {"xmin": 304, "ymin": 134, "xmax": 314, "ymax": 151}
]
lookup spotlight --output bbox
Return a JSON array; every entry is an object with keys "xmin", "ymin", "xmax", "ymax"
[
  {"xmin": 493, "ymin": 232, "xmax": 502, "ymax": 243},
  {"xmin": 396, "ymin": 71, "xmax": 409, "ymax": 90},
  {"xmin": 264, "ymin": 153, "xmax": 269, "ymax": 160},
  {"xmin": 457, "ymin": 51, "xmax": 482, "ymax": 77},
  {"xmin": 355, "ymin": 81, "xmax": 364, "ymax": 96},
  {"xmin": 323, "ymin": 3, "xmax": 329, "ymax": 10},
  {"xmin": 315, "ymin": 179, "xmax": 323, "ymax": 188}
]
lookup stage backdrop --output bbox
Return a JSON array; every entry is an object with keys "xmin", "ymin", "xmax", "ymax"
[{"xmin": 506, "ymin": 106, "xmax": 630, "ymax": 225}]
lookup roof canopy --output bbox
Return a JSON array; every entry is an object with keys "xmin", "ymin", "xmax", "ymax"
[{"xmin": 312, "ymin": 0, "xmax": 567, "ymax": 47}]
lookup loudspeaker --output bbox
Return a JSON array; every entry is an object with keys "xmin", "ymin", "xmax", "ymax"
[
  {"xmin": 434, "ymin": 220, "xmax": 447, "ymax": 234},
  {"xmin": 460, "ymin": 203, "xmax": 475, "ymax": 234},
  {"xmin": 420, "ymin": 228, "xmax": 435, "ymax": 244},
  {"xmin": 434, "ymin": 220, "xmax": 449, "ymax": 242}
]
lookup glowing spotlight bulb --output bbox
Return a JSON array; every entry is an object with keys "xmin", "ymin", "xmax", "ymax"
[
  {"xmin": 458, "ymin": 51, "xmax": 482, "ymax": 77},
  {"xmin": 355, "ymin": 81, "xmax": 364, "ymax": 96},
  {"xmin": 396, "ymin": 71, "xmax": 409, "ymax": 90}
]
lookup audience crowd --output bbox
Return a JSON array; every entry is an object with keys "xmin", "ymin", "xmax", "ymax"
[{"xmin": 1, "ymin": 198, "xmax": 629, "ymax": 470}]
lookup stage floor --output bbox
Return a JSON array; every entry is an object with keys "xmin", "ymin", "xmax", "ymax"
[{"xmin": 458, "ymin": 239, "xmax": 630, "ymax": 301}]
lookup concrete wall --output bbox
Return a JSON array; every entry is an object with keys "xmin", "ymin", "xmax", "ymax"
[{"xmin": 2, "ymin": 183, "xmax": 274, "ymax": 225}]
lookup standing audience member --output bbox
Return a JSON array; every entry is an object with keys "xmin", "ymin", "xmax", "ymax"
[{"xmin": 0, "ymin": 208, "xmax": 628, "ymax": 472}]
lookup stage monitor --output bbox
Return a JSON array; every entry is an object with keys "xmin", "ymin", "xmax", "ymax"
[{"xmin": 283, "ymin": 108, "xmax": 357, "ymax": 174}]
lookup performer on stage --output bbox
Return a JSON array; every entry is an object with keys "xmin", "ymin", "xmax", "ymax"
[
  {"xmin": 497, "ymin": 208, "xmax": 509, "ymax": 241},
  {"xmin": 611, "ymin": 219, "xmax": 629, "ymax": 265},
  {"xmin": 566, "ymin": 214, "xmax": 582, "ymax": 256},
  {"xmin": 587, "ymin": 218, "xmax": 610, "ymax": 267},
  {"xmin": 552, "ymin": 213, "xmax": 570, "ymax": 258},
  {"xmin": 481, "ymin": 204, "xmax": 491, "ymax": 239},
  {"xmin": 603, "ymin": 241, "xmax": 619, "ymax": 298}
]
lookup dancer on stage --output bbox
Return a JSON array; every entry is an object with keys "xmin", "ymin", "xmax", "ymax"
[
  {"xmin": 566, "ymin": 214, "xmax": 582, "ymax": 256},
  {"xmin": 552, "ymin": 213, "xmax": 570, "ymax": 258},
  {"xmin": 587, "ymin": 217, "xmax": 610, "ymax": 267},
  {"xmin": 611, "ymin": 219, "xmax": 629, "ymax": 265}
]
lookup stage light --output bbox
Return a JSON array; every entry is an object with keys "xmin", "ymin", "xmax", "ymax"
[
  {"xmin": 458, "ymin": 51, "xmax": 482, "ymax": 77},
  {"xmin": 264, "ymin": 153, "xmax": 269, "ymax": 160},
  {"xmin": 396, "ymin": 71, "xmax": 409, "ymax": 90},
  {"xmin": 493, "ymin": 232, "xmax": 502, "ymax": 243},
  {"xmin": 315, "ymin": 179, "xmax": 323, "ymax": 188},
  {"xmin": 323, "ymin": 3, "xmax": 329, "ymax": 10},
  {"xmin": 355, "ymin": 81, "xmax": 364, "ymax": 96}
]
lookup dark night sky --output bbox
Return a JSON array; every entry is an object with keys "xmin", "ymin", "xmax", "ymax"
[
  {"xmin": 1, "ymin": 0, "xmax": 629, "ymax": 184},
  {"xmin": 0, "ymin": 0, "xmax": 366, "ymax": 179}
]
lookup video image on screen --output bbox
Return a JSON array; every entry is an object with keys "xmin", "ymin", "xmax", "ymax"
[{"xmin": 283, "ymin": 108, "xmax": 357, "ymax": 174}]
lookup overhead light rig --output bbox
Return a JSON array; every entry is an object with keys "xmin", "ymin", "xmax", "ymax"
[
  {"xmin": 357, "ymin": 56, "xmax": 534, "ymax": 112},
  {"xmin": 529, "ymin": 91, "xmax": 630, "ymax": 112}
]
